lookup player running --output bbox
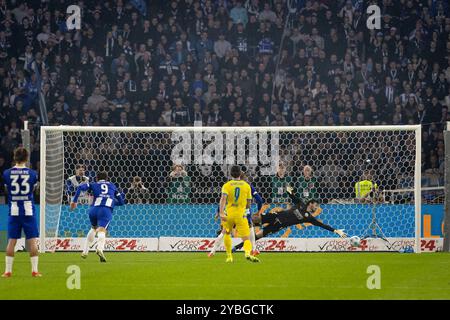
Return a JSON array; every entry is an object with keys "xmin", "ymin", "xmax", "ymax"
[
  {"xmin": 70, "ymin": 171, "xmax": 125, "ymax": 262},
  {"xmin": 2, "ymin": 147, "xmax": 41, "ymax": 277},
  {"xmin": 209, "ymin": 172, "xmax": 264, "ymax": 257},
  {"xmin": 233, "ymin": 185, "xmax": 347, "ymax": 250},
  {"xmin": 219, "ymin": 165, "xmax": 259, "ymax": 263}
]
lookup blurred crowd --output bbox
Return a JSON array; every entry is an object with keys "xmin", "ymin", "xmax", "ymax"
[{"xmin": 1, "ymin": 0, "xmax": 450, "ymax": 199}]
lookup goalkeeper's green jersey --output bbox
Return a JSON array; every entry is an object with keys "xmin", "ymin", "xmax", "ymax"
[{"xmin": 167, "ymin": 176, "xmax": 191, "ymax": 203}]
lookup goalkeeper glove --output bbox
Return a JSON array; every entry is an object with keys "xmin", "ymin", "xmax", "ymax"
[
  {"xmin": 286, "ymin": 185, "xmax": 293, "ymax": 194},
  {"xmin": 334, "ymin": 229, "xmax": 347, "ymax": 238}
]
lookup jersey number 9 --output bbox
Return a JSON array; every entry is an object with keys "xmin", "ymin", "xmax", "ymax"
[{"xmin": 101, "ymin": 184, "xmax": 108, "ymax": 194}]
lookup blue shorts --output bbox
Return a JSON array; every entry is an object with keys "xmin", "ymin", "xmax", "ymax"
[
  {"xmin": 89, "ymin": 206, "xmax": 112, "ymax": 229},
  {"xmin": 8, "ymin": 216, "xmax": 39, "ymax": 240}
]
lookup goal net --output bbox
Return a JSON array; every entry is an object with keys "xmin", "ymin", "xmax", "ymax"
[{"xmin": 39, "ymin": 125, "xmax": 421, "ymax": 252}]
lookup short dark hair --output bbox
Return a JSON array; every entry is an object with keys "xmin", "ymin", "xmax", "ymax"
[
  {"xmin": 306, "ymin": 199, "xmax": 319, "ymax": 206},
  {"xmin": 13, "ymin": 147, "xmax": 28, "ymax": 164},
  {"xmin": 230, "ymin": 165, "xmax": 241, "ymax": 178},
  {"xmin": 76, "ymin": 164, "xmax": 85, "ymax": 170},
  {"xmin": 96, "ymin": 171, "xmax": 108, "ymax": 181}
]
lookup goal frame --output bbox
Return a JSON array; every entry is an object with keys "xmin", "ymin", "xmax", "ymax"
[{"xmin": 39, "ymin": 125, "xmax": 422, "ymax": 253}]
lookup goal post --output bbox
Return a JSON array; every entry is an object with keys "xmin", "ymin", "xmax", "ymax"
[{"xmin": 39, "ymin": 125, "xmax": 422, "ymax": 253}]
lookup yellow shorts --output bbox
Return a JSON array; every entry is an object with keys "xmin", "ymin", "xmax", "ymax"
[{"xmin": 223, "ymin": 214, "xmax": 250, "ymax": 238}]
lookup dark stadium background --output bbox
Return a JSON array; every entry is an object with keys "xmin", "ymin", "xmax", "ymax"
[{"xmin": 0, "ymin": 0, "xmax": 448, "ymax": 203}]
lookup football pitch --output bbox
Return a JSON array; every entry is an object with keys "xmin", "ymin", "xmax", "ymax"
[{"xmin": 0, "ymin": 252, "xmax": 449, "ymax": 300}]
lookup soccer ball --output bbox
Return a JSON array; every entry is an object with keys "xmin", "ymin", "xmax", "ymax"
[{"xmin": 349, "ymin": 236, "xmax": 361, "ymax": 247}]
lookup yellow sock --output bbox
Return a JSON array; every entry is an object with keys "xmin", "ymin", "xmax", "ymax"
[
  {"xmin": 243, "ymin": 240, "xmax": 252, "ymax": 256},
  {"xmin": 224, "ymin": 233, "xmax": 232, "ymax": 256}
]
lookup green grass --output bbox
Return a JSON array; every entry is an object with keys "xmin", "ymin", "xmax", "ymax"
[{"xmin": 0, "ymin": 252, "xmax": 449, "ymax": 300}]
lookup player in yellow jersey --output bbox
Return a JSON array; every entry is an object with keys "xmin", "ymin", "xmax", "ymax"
[{"xmin": 219, "ymin": 165, "xmax": 259, "ymax": 263}]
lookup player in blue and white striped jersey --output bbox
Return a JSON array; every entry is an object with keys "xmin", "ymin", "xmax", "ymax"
[
  {"xmin": 2, "ymin": 147, "xmax": 41, "ymax": 277},
  {"xmin": 70, "ymin": 171, "xmax": 125, "ymax": 262}
]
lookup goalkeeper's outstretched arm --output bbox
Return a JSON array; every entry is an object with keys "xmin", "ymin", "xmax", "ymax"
[{"xmin": 307, "ymin": 216, "xmax": 347, "ymax": 238}]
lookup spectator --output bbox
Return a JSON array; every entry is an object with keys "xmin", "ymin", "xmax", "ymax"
[
  {"xmin": 195, "ymin": 31, "xmax": 213, "ymax": 61},
  {"xmin": 87, "ymin": 87, "xmax": 106, "ymax": 112},
  {"xmin": 270, "ymin": 162, "xmax": 292, "ymax": 204},
  {"xmin": 259, "ymin": 3, "xmax": 277, "ymax": 23},
  {"xmin": 296, "ymin": 165, "xmax": 318, "ymax": 201},
  {"xmin": 230, "ymin": 1, "xmax": 248, "ymax": 27},
  {"xmin": 172, "ymin": 98, "xmax": 190, "ymax": 126},
  {"xmin": 126, "ymin": 176, "xmax": 150, "ymax": 204},
  {"xmin": 112, "ymin": 90, "xmax": 128, "ymax": 109},
  {"xmin": 159, "ymin": 53, "xmax": 179, "ymax": 80},
  {"xmin": 214, "ymin": 33, "xmax": 232, "ymax": 59},
  {"xmin": 167, "ymin": 164, "xmax": 191, "ymax": 204}
]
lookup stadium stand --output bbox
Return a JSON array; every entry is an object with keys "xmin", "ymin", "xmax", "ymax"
[{"xmin": 0, "ymin": 0, "xmax": 449, "ymax": 202}]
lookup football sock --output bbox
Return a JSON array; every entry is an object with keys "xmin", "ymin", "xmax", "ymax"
[
  {"xmin": 211, "ymin": 232, "xmax": 224, "ymax": 253},
  {"xmin": 224, "ymin": 233, "xmax": 232, "ymax": 256},
  {"xmin": 83, "ymin": 228, "xmax": 96, "ymax": 255},
  {"xmin": 243, "ymin": 240, "xmax": 252, "ymax": 256},
  {"xmin": 249, "ymin": 227, "xmax": 256, "ymax": 249},
  {"xmin": 5, "ymin": 256, "xmax": 13, "ymax": 273},
  {"xmin": 97, "ymin": 231, "xmax": 106, "ymax": 252},
  {"xmin": 30, "ymin": 256, "xmax": 38, "ymax": 273}
]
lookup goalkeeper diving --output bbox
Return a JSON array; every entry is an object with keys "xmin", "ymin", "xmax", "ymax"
[{"xmin": 232, "ymin": 185, "xmax": 347, "ymax": 251}]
